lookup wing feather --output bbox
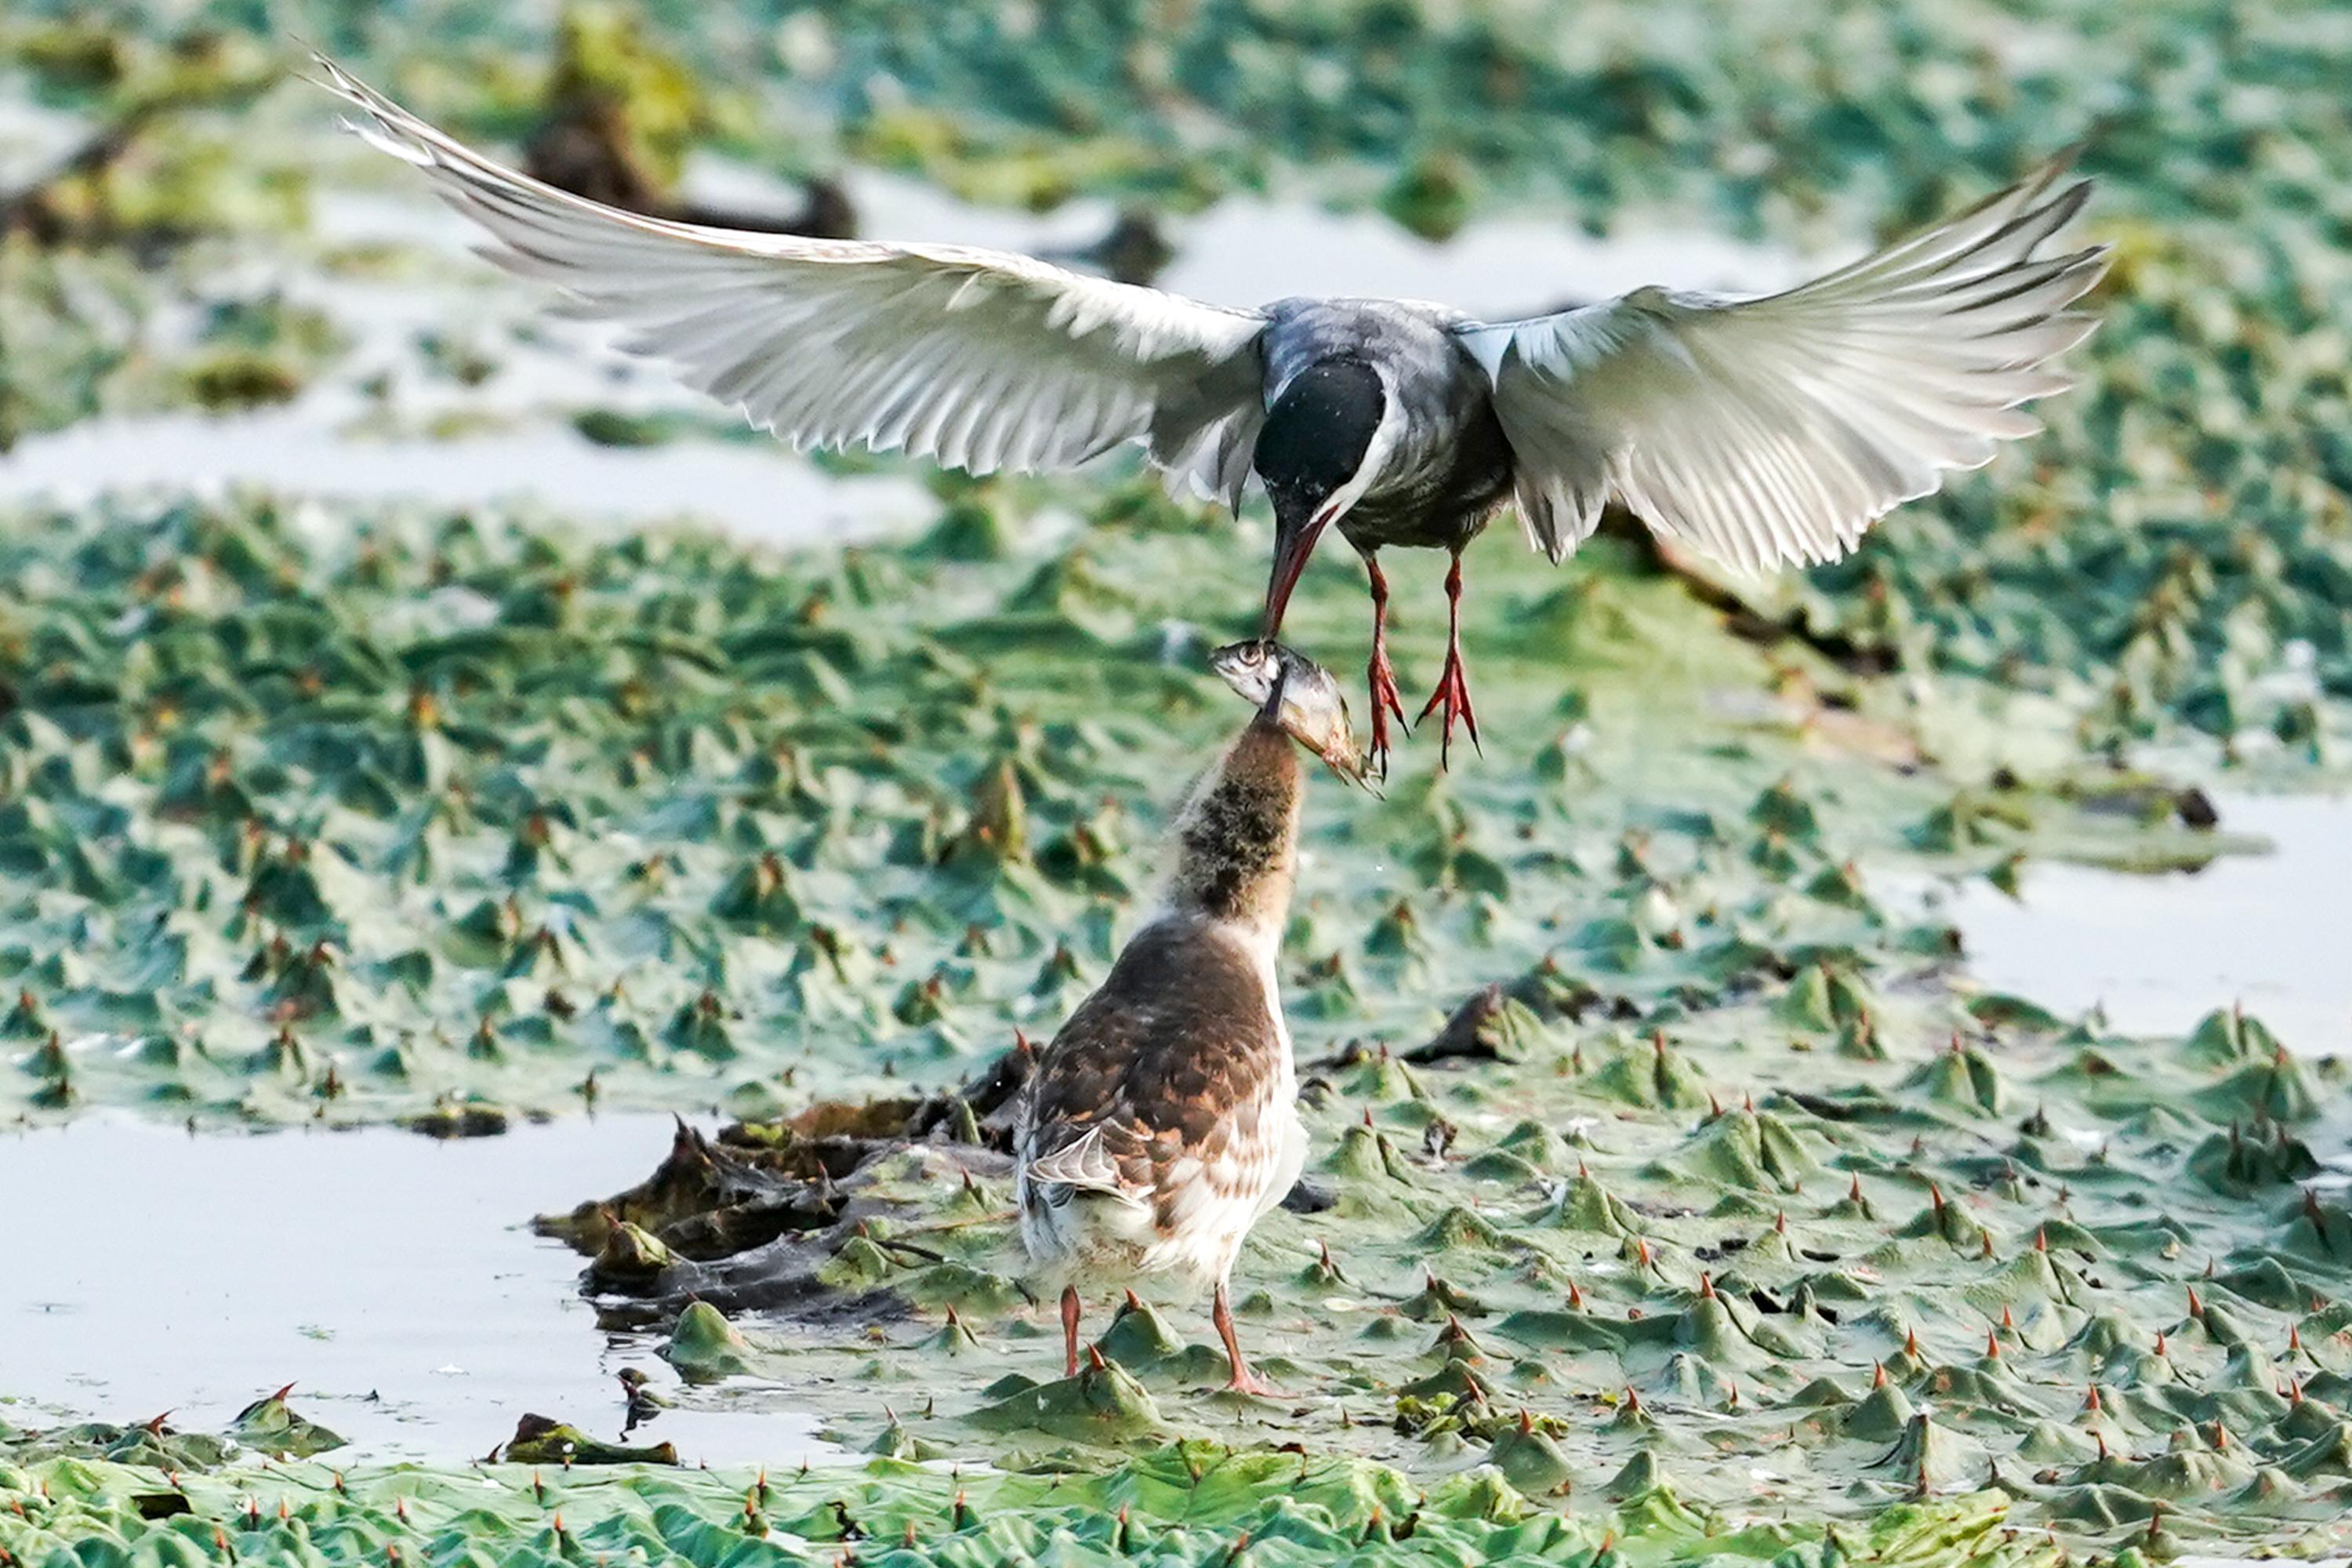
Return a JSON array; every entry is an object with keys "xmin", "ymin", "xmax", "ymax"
[
  {"xmin": 1455, "ymin": 161, "xmax": 2107, "ymax": 572},
  {"xmin": 314, "ymin": 57, "xmax": 1268, "ymax": 506},
  {"xmin": 1022, "ymin": 1124, "xmax": 1146, "ymax": 1203}
]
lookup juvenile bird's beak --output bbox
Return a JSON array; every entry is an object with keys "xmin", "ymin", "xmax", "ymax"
[{"xmin": 1263, "ymin": 493, "xmax": 1342, "ymax": 639}]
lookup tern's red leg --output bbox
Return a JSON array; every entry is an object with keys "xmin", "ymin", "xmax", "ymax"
[
  {"xmin": 1061, "ymin": 1284, "xmax": 1081, "ymax": 1377},
  {"xmin": 1213, "ymin": 1280, "xmax": 1281, "ymax": 1396},
  {"xmin": 1359, "ymin": 549, "xmax": 1408, "ymax": 776},
  {"xmin": 1414, "ymin": 550, "xmax": 1481, "ymax": 767}
]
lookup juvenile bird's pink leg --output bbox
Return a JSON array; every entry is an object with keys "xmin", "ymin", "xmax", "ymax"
[
  {"xmin": 1214, "ymin": 1280, "xmax": 1281, "ymax": 1396},
  {"xmin": 1359, "ymin": 549, "xmax": 1408, "ymax": 777},
  {"xmin": 1061, "ymin": 1284, "xmax": 1081, "ymax": 1377},
  {"xmin": 1414, "ymin": 550, "xmax": 1481, "ymax": 767}
]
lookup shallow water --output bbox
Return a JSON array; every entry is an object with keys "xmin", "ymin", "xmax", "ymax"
[
  {"xmin": 0, "ymin": 1112, "xmax": 836, "ymax": 1467},
  {"xmin": 1929, "ymin": 793, "xmax": 2352, "ymax": 1048},
  {"xmin": 0, "ymin": 219, "xmax": 938, "ymax": 547},
  {"xmin": 0, "ymin": 405, "xmax": 938, "ymax": 547}
]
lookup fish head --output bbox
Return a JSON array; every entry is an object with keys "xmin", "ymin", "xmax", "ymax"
[
  {"xmin": 1210, "ymin": 639, "xmax": 1372, "ymax": 789},
  {"xmin": 1209, "ymin": 637, "xmax": 1279, "ymax": 705}
]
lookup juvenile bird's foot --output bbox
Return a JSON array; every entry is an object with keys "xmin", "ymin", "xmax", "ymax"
[
  {"xmin": 1222, "ymin": 1363, "xmax": 1287, "ymax": 1399},
  {"xmin": 1414, "ymin": 645, "xmax": 1481, "ymax": 768},
  {"xmin": 1210, "ymin": 1279, "xmax": 1282, "ymax": 1399}
]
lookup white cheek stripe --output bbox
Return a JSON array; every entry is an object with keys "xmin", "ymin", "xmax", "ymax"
[{"xmin": 1311, "ymin": 370, "xmax": 1403, "ymax": 529}]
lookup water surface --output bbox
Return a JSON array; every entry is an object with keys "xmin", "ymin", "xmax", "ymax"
[
  {"xmin": 1931, "ymin": 793, "xmax": 2352, "ymax": 1048},
  {"xmin": 0, "ymin": 1112, "xmax": 834, "ymax": 1467}
]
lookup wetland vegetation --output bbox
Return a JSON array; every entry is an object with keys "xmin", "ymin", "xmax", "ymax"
[{"xmin": 6, "ymin": 0, "xmax": 2352, "ymax": 1562}]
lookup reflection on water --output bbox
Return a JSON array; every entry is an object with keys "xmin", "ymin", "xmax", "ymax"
[
  {"xmin": 1931, "ymin": 794, "xmax": 2352, "ymax": 1047},
  {"xmin": 0, "ymin": 1113, "xmax": 835, "ymax": 1467}
]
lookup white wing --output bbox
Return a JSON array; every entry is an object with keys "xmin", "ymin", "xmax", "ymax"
[
  {"xmin": 1454, "ymin": 163, "xmax": 2107, "ymax": 575},
  {"xmin": 314, "ymin": 58, "xmax": 1269, "ymax": 506}
]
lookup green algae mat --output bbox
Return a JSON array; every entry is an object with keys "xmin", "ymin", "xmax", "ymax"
[
  {"xmin": 1, "ymin": 1439, "xmax": 2084, "ymax": 1568},
  {"xmin": 10, "ymin": 0, "xmax": 2352, "ymax": 1561},
  {"xmin": 3, "ymin": 485, "xmax": 2347, "ymax": 1560},
  {"xmin": 0, "ymin": 488, "xmax": 2251, "ymax": 1128}
]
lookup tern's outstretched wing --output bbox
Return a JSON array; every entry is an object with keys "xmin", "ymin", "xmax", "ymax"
[
  {"xmin": 317, "ymin": 57, "xmax": 1269, "ymax": 507},
  {"xmin": 1454, "ymin": 162, "xmax": 2106, "ymax": 574}
]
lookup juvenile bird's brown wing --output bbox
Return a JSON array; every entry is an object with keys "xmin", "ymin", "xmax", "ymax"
[{"xmin": 1022, "ymin": 921, "xmax": 1290, "ymax": 1215}]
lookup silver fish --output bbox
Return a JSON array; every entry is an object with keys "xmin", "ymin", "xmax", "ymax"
[{"xmin": 1210, "ymin": 639, "xmax": 1371, "ymax": 786}]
